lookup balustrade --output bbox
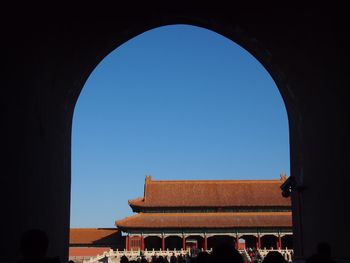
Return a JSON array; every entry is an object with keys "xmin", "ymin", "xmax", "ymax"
[{"xmin": 80, "ymin": 247, "xmax": 293, "ymax": 263}]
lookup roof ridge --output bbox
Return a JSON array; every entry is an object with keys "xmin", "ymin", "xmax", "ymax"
[
  {"xmin": 150, "ymin": 179, "xmax": 284, "ymax": 183},
  {"xmin": 70, "ymin": 228, "xmax": 117, "ymax": 230},
  {"xmin": 141, "ymin": 211, "xmax": 291, "ymax": 216}
]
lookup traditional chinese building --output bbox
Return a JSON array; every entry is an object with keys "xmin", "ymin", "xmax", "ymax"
[{"xmin": 115, "ymin": 175, "xmax": 293, "ymax": 251}]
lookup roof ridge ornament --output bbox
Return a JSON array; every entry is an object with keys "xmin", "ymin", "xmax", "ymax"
[
  {"xmin": 280, "ymin": 173, "xmax": 287, "ymax": 181},
  {"xmin": 145, "ymin": 175, "xmax": 152, "ymax": 183},
  {"xmin": 280, "ymin": 175, "xmax": 306, "ymax": 198}
]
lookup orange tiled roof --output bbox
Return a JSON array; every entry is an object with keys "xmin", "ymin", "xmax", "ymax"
[
  {"xmin": 116, "ymin": 212, "xmax": 292, "ymax": 229},
  {"xmin": 69, "ymin": 228, "xmax": 119, "ymax": 245},
  {"xmin": 128, "ymin": 176, "xmax": 290, "ymax": 208}
]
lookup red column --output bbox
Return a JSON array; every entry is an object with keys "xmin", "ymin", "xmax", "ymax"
[
  {"xmin": 278, "ymin": 234, "xmax": 282, "ymax": 250},
  {"xmin": 182, "ymin": 236, "xmax": 186, "ymax": 250},
  {"xmin": 141, "ymin": 235, "xmax": 144, "ymax": 251},
  {"xmin": 235, "ymin": 236, "xmax": 239, "ymax": 249},
  {"xmin": 275, "ymin": 235, "xmax": 279, "ymax": 249},
  {"xmin": 256, "ymin": 235, "xmax": 261, "ymax": 249},
  {"xmin": 162, "ymin": 235, "xmax": 165, "ymax": 250},
  {"xmin": 125, "ymin": 235, "xmax": 129, "ymax": 250},
  {"xmin": 203, "ymin": 236, "xmax": 208, "ymax": 250}
]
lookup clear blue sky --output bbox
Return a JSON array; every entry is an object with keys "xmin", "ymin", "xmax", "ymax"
[{"xmin": 70, "ymin": 25, "xmax": 289, "ymax": 228}]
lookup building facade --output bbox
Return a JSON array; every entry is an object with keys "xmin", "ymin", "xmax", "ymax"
[{"xmin": 116, "ymin": 176, "xmax": 293, "ymax": 251}]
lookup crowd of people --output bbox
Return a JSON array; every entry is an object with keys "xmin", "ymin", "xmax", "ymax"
[
  {"xmin": 16, "ymin": 229, "xmax": 339, "ymax": 263},
  {"xmin": 246, "ymin": 247, "xmax": 292, "ymax": 262},
  {"xmin": 118, "ymin": 244, "xmax": 288, "ymax": 263}
]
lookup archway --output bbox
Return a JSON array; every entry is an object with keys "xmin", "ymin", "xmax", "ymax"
[
  {"xmin": 145, "ymin": 236, "xmax": 162, "ymax": 250},
  {"xmin": 240, "ymin": 235, "xmax": 257, "ymax": 249},
  {"xmin": 186, "ymin": 235, "xmax": 204, "ymax": 250},
  {"xmin": 207, "ymin": 235, "xmax": 234, "ymax": 250},
  {"xmin": 261, "ymin": 235, "xmax": 277, "ymax": 250},
  {"xmin": 282, "ymin": 235, "xmax": 293, "ymax": 249},
  {"xmin": 72, "ymin": 23, "xmax": 288, "ymax": 260},
  {"xmin": 165, "ymin": 236, "xmax": 182, "ymax": 250}
]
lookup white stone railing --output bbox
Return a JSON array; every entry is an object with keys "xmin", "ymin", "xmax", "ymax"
[
  {"xmin": 82, "ymin": 248, "xmax": 294, "ymax": 263},
  {"xmin": 83, "ymin": 248, "xmax": 196, "ymax": 263}
]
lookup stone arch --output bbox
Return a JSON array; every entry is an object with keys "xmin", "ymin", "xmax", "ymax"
[
  {"xmin": 72, "ymin": 18, "xmax": 294, "ymax": 257},
  {"xmin": 281, "ymin": 234, "xmax": 293, "ymax": 249},
  {"xmin": 71, "ymin": 19, "xmax": 296, "ymax": 259}
]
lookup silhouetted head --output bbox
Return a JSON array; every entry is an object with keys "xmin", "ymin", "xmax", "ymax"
[
  {"xmin": 156, "ymin": 256, "xmax": 165, "ymax": 263},
  {"xmin": 20, "ymin": 229, "xmax": 49, "ymax": 259},
  {"xmin": 317, "ymin": 242, "xmax": 332, "ymax": 258},
  {"xmin": 120, "ymin": 255, "xmax": 129, "ymax": 263},
  {"xmin": 197, "ymin": 251, "xmax": 210, "ymax": 263},
  {"xmin": 262, "ymin": 251, "xmax": 286, "ymax": 263},
  {"xmin": 170, "ymin": 254, "xmax": 177, "ymax": 263},
  {"xmin": 211, "ymin": 243, "xmax": 243, "ymax": 263}
]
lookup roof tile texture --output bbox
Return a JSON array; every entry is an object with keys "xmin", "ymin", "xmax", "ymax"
[
  {"xmin": 69, "ymin": 247, "xmax": 111, "ymax": 257},
  {"xmin": 116, "ymin": 212, "xmax": 292, "ymax": 229},
  {"xmin": 69, "ymin": 228, "xmax": 119, "ymax": 245},
  {"xmin": 129, "ymin": 177, "xmax": 290, "ymax": 208}
]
